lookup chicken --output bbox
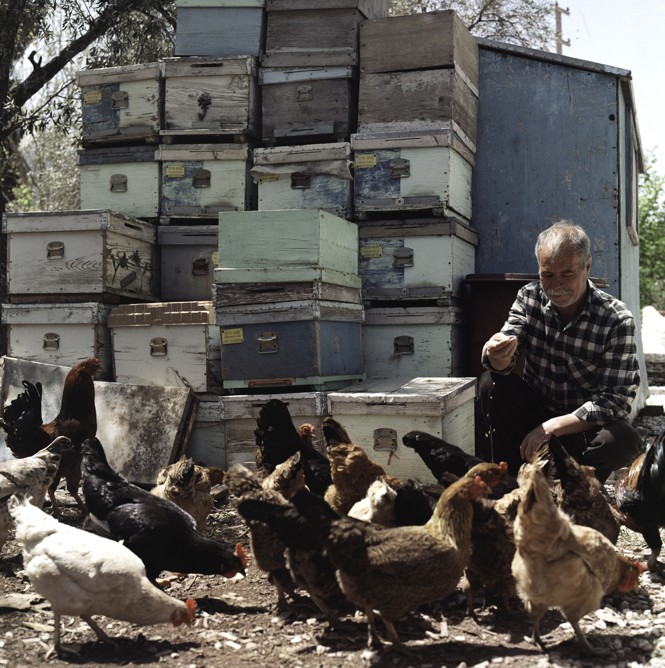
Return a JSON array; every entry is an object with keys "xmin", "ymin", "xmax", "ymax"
[
  {"xmin": 321, "ymin": 415, "xmax": 353, "ymax": 446},
  {"xmin": 0, "ymin": 436, "xmax": 72, "ymax": 552},
  {"xmin": 548, "ymin": 435, "xmax": 620, "ymax": 544},
  {"xmin": 236, "ymin": 497, "xmax": 350, "ymax": 625},
  {"xmin": 292, "ymin": 471, "xmax": 490, "ymax": 652},
  {"xmin": 260, "ymin": 451, "xmax": 307, "ymax": 498},
  {"xmin": 324, "ymin": 441, "xmax": 404, "ymax": 516},
  {"xmin": 298, "ymin": 423, "xmax": 316, "ymax": 447},
  {"xmin": 393, "ymin": 479, "xmax": 441, "ymax": 526},
  {"xmin": 402, "ymin": 430, "xmax": 518, "ymax": 499},
  {"xmin": 613, "ymin": 427, "xmax": 665, "ymax": 572},
  {"xmin": 512, "ymin": 464, "xmax": 643, "ymax": 653},
  {"xmin": 80, "ymin": 437, "xmax": 247, "ymax": 582},
  {"xmin": 8, "ymin": 493, "xmax": 196, "ymax": 660},
  {"xmin": 0, "ymin": 358, "xmax": 102, "ymax": 515},
  {"xmin": 348, "ymin": 479, "xmax": 398, "ymax": 526},
  {"xmin": 254, "ymin": 399, "xmax": 331, "ymax": 496},
  {"xmin": 151, "ymin": 456, "xmax": 214, "ymax": 530},
  {"xmin": 225, "ymin": 463, "xmax": 302, "ymax": 610}
]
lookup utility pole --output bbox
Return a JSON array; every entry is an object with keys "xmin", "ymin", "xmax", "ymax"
[{"xmin": 555, "ymin": 2, "xmax": 571, "ymax": 54}]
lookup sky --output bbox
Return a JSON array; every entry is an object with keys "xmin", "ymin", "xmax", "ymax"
[{"xmin": 560, "ymin": 1, "xmax": 664, "ymax": 175}]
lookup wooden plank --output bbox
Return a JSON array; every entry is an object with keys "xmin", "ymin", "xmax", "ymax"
[
  {"xmin": 212, "ymin": 280, "xmax": 360, "ymax": 306},
  {"xmin": 266, "ymin": 0, "xmax": 387, "ymax": 17},
  {"xmin": 178, "ymin": 0, "xmax": 264, "ymax": 6},
  {"xmin": 0, "ymin": 357, "xmax": 196, "ymax": 485}
]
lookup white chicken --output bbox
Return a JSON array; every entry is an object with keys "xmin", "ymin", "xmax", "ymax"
[
  {"xmin": 8, "ymin": 494, "xmax": 197, "ymax": 659},
  {"xmin": 0, "ymin": 436, "xmax": 73, "ymax": 553},
  {"xmin": 348, "ymin": 479, "xmax": 398, "ymax": 526}
]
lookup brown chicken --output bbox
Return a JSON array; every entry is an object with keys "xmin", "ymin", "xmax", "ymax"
[
  {"xmin": 293, "ymin": 470, "xmax": 490, "ymax": 652},
  {"xmin": 512, "ymin": 464, "xmax": 644, "ymax": 653},
  {"xmin": 260, "ymin": 451, "xmax": 306, "ymax": 498},
  {"xmin": 0, "ymin": 358, "xmax": 102, "ymax": 515},
  {"xmin": 151, "ymin": 456, "xmax": 214, "ymax": 530}
]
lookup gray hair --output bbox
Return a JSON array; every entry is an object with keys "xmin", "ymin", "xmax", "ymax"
[{"xmin": 535, "ymin": 220, "xmax": 591, "ymax": 267}]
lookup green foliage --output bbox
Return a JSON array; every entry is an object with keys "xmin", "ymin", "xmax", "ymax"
[{"xmin": 639, "ymin": 154, "xmax": 665, "ymax": 309}]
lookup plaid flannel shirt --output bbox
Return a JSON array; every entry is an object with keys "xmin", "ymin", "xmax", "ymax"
[{"xmin": 486, "ymin": 280, "xmax": 640, "ymax": 424}]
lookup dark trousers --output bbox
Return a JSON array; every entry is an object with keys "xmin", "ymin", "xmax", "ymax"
[{"xmin": 475, "ymin": 370, "xmax": 641, "ymax": 482}]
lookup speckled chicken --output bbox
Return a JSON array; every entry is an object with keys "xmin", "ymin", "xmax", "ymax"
[
  {"xmin": 0, "ymin": 436, "xmax": 72, "ymax": 552},
  {"xmin": 151, "ymin": 456, "xmax": 214, "ymax": 530}
]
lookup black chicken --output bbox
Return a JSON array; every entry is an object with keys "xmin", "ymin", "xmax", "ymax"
[
  {"xmin": 254, "ymin": 399, "xmax": 331, "ymax": 496},
  {"xmin": 614, "ymin": 428, "xmax": 665, "ymax": 572},
  {"xmin": 80, "ymin": 437, "xmax": 247, "ymax": 582}
]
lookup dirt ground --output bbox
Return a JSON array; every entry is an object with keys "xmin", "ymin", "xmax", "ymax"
[{"xmin": 1, "ymin": 481, "xmax": 664, "ymax": 668}]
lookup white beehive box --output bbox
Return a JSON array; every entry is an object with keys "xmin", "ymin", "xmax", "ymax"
[
  {"xmin": 326, "ymin": 376, "xmax": 477, "ymax": 481},
  {"xmin": 362, "ymin": 304, "xmax": 467, "ymax": 379},
  {"xmin": 78, "ymin": 145, "xmax": 160, "ymax": 219},
  {"xmin": 108, "ymin": 301, "xmax": 222, "ymax": 394},
  {"xmin": 220, "ymin": 390, "xmax": 328, "ymax": 467},
  {"xmin": 352, "ymin": 129, "xmax": 474, "ymax": 220},
  {"xmin": 1, "ymin": 302, "xmax": 114, "ymax": 379},
  {"xmin": 162, "ymin": 56, "xmax": 260, "ymax": 139},
  {"xmin": 358, "ymin": 217, "xmax": 477, "ymax": 302},
  {"xmin": 252, "ymin": 142, "xmax": 353, "ymax": 219},
  {"xmin": 78, "ymin": 61, "xmax": 163, "ymax": 145},
  {"xmin": 3, "ymin": 210, "xmax": 157, "ymax": 303},
  {"xmin": 157, "ymin": 143, "xmax": 256, "ymax": 219}
]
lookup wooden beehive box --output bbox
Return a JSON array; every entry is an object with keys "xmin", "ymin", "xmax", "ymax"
[
  {"xmin": 78, "ymin": 62, "xmax": 163, "ymax": 146},
  {"xmin": 1, "ymin": 302, "xmax": 114, "ymax": 378},
  {"xmin": 157, "ymin": 143, "xmax": 256, "ymax": 220},
  {"xmin": 252, "ymin": 142, "xmax": 353, "ymax": 218},
  {"xmin": 187, "ymin": 397, "xmax": 226, "ymax": 468},
  {"xmin": 162, "ymin": 56, "xmax": 260, "ymax": 139},
  {"xmin": 216, "ymin": 298, "xmax": 365, "ymax": 391},
  {"xmin": 174, "ymin": 0, "xmax": 266, "ymax": 58},
  {"xmin": 359, "ymin": 10, "xmax": 479, "ymax": 92},
  {"xmin": 214, "ymin": 209, "xmax": 361, "ymax": 288},
  {"xmin": 326, "ymin": 376, "xmax": 477, "ymax": 481},
  {"xmin": 260, "ymin": 65, "xmax": 357, "ymax": 144},
  {"xmin": 358, "ymin": 217, "xmax": 478, "ymax": 302},
  {"xmin": 3, "ymin": 210, "xmax": 157, "ymax": 303},
  {"xmin": 351, "ymin": 129, "xmax": 474, "ymax": 220},
  {"xmin": 362, "ymin": 304, "xmax": 467, "ymax": 379},
  {"xmin": 158, "ymin": 225, "xmax": 218, "ymax": 302},
  {"xmin": 358, "ymin": 68, "xmax": 478, "ymax": 146},
  {"xmin": 78, "ymin": 145, "xmax": 160, "ymax": 219},
  {"xmin": 220, "ymin": 391, "xmax": 328, "ymax": 467},
  {"xmin": 262, "ymin": 0, "xmax": 388, "ymax": 67},
  {"xmin": 108, "ymin": 301, "xmax": 222, "ymax": 394}
]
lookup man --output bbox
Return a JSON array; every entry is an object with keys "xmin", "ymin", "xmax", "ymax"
[{"xmin": 477, "ymin": 220, "xmax": 641, "ymax": 481}]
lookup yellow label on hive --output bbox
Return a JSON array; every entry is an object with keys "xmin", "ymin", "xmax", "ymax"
[
  {"xmin": 211, "ymin": 252, "xmax": 219, "ymax": 265},
  {"xmin": 361, "ymin": 243, "xmax": 383, "ymax": 258},
  {"xmin": 83, "ymin": 90, "xmax": 103, "ymax": 104},
  {"xmin": 164, "ymin": 162, "xmax": 186, "ymax": 178},
  {"xmin": 355, "ymin": 154, "xmax": 377, "ymax": 169},
  {"xmin": 259, "ymin": 174, "xmax": 280, "ymax": 182},
  {"xmin": 222, "ymin": 328, "xmax": 244, "ymax": 345}
]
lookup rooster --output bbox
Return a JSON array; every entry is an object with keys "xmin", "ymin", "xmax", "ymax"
[
  {"xmin": 9, "ymin": 493, "xmax": 196, "ymax": 660},
  {"xmin": 80, "ymin": 437, "xmax": 247, "ymax": 582},
  {"xmin": 0, "ymin": 358, "xmax": 102, "ymax": 515},
  {"xmin": 613, "ymin": 427, "xmax": 665, "ymax": 572},
  {"xmin": 293, "ymin": 470, "xmax": 490, "ymax": 652},
  {"xmin": 512, "ymin": 464, "xmax": 643, "ymax": 653}
]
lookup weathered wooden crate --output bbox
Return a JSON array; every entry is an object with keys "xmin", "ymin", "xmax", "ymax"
[
  {"xmin": 252, "ymin": 142, "xmax": 353, "ymax": 218},
  {"xmin": 358, "ymin": 217, "xmax": 477, "ymax": 302},
  {"xmin": 78, "ymin": 62, "xmax": 163, "ymax": 146},
  {"xmin": 359, "ymin": 10, "xmax": 479, "ymax": 92},
  {"xmin": 357, "ymin": 68, "xmax": 478, "ymax": 148},
  {"xmin": 187, "ymin": 398, "xmax": 226, "ymax": 468},
  {"xmin": 220, "ymin": 390, "xmax": 328, "ymax": 467},
  {"xmin": 214, "ymin": 209, "xmax": 361, "ymax": 288},
  {"xmin": 216, "ymin": 299, "xmax": 364, "ymax": 391},
  {"xmin": 1, "ymin": 302, "xmax": 114, "ymax": 378},
  {"xmin": 213, "ymin": 280, "xmax": 360, "ymax": 308},
  {"xmin": 157, "ymin": 143, "xmax": 256, "ymax": 219},
  {"xmin": 162, "ymin": 56, "xmax": 260, "ymax": 139},
  {"xmin": 3, "ymin": 210, "xmax": 157, "ymax": 303},
  {"xmin": 108, "ymin": 301, "xmax": 223, "ymax": 394},
  {"xmin": 362, "ymin": 304, "xmax": 467, "ymax": 379},
  {"xmin": 262, "ymin": 0, "xmax": 388, "ymax": 67},
  {"xmin": 260, "ymin": 65, "xmax": 358, "ymax": 144},
  {"xmin": 326, "ymin": 376, "xmax": 477, "ymax": 481},
  {"xmin": 158, "ymin": 225, "xmax": 218, "ymax": 302},
  {"xmin": 174, "ymin": 0, "xmax": 266, "ymax": 58},
  {"xmin": 78, "ymin": 146, "xmax": 160, "ymax": 219},
  {"xmin": 352, "ymin": 129, "xmax": 474, "ymax": 220}
]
